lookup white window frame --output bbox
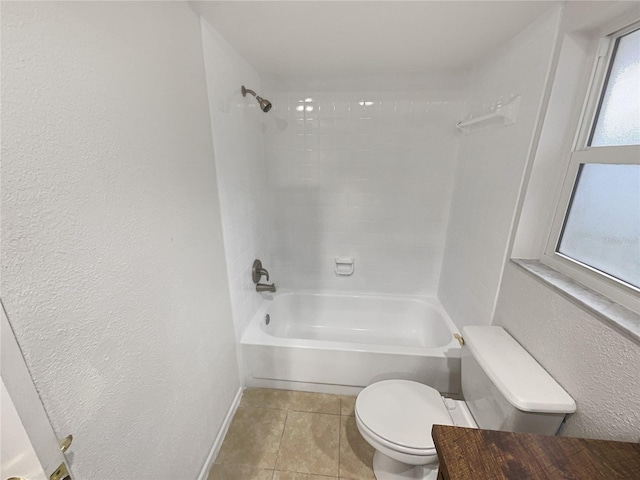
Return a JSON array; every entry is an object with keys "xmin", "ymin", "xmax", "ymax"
[{"xmin": 541, "ymin": 20, "xmax": 640, "ymax": 315}]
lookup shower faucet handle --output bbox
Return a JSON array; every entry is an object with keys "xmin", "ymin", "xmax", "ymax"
[
  {"xmin": 258, "ymin": 268, "xmax": 269, "ymax": 281},
  {"xmin": 252, "ymin": 259, "xmax": 270, "ymax": 283}
]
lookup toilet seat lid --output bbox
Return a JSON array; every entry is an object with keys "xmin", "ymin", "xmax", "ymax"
[{"xmin": 355, "ymin": 380, "xmax": 453, "ymax": 450}]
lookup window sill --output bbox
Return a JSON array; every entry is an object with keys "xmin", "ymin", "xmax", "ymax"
[{"xmin": 511, "ymin": 259, "xmax": 640, "ymax": 344}]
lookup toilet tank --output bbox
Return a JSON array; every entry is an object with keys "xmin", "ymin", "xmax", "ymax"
[{"xmin": 461, "ymin": 326, "xmax": 576, "ymax": 435}]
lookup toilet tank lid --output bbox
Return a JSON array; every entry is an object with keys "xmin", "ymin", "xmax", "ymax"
[{"xmin": 462, "ymin": 326, "xmax": 576, "ymax": 414}]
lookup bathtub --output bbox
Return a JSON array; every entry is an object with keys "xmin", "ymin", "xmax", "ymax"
[{"xmin": 241, "ymin": 292, "xmax": 462, "ymax": 395}]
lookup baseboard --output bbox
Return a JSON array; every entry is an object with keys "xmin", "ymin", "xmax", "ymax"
[{"xmin": 196, "ymin": 387, "xmax": 243, "ymax": 480}]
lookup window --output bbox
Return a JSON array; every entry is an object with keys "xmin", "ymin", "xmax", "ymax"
[
  {"xmin": 542, "ymin": 24, "xmax": 640, "ymax": 313},
  {"xmin": 589, "ymin": 28, "xmax": 640, "ymax": 147}
]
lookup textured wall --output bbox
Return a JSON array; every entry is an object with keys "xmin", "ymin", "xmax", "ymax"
[
  {"xmin": 200, "ymin": 19, "xmax": 269, "ymax": 342},
  {"xmin": 438, "ymin": 9, "xmax": 560, "ymax": 327},
  {"xmin": 494, "ymin": 263, "xmax": 640, "ymax": 442},
  {"xmin": 261, "ymin": 74, "xmax": 465, "ymax": 295},
  {"xmin": 1, "ymin": 3, "xmax": 239, "ymax": 479}
]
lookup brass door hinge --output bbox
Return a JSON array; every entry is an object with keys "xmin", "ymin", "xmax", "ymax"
[
  {"xmin": 50, "ymin": 463, "xmax": 70, "ymax": 480},
  {"xmin": 59, "ymin": 435, "xmax": 73, "ymax": 453}
]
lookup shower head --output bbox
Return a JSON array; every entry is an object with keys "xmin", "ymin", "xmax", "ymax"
[{"xmin": 242, "ymin": 85, "xmax": 272, "ymax": 113}]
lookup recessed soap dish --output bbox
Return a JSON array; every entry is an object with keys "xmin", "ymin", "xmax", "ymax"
[{"xmin": 335, "ymin": 257, "xmax": 354, "ymax": 276}]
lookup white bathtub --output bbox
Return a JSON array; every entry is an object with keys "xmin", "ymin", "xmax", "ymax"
[{"xmin": 241, "ymin": 292, "xmax": 462, "ymax": 395}]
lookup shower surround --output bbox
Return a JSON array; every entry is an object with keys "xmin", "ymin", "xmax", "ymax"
[
  {"xmin": 200, "ymin": 18, "xmax": 468, "ymax": 398},
  {"xmin": 262, "ymin": 75, "xmax": 466, "ymax": 296}
]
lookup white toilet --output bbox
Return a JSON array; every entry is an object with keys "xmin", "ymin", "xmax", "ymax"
[{"xmin": 355, "ymin": 326, "xmax": 576, "ymax": 480}]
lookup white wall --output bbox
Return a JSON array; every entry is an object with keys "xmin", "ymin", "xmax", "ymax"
[
  {"xmin": 200, "ymin": 19, "xmax": 269, "ymax": 343},
  {"xmin": 262, "ymin": 74, "xmax": 465, "ymax": 295},
  {"xmin": 1, "ymin": 3, "xmax": 238, "ymax": 479},
  {"xmin": 514, "ymin": 2, "xmax": 640, "ymax": 262},
  {"xmin": 494, "ymin": 263, "xmax": 640, "ymax": 442},
  {"xmin": 511, "ymin": 30, "xmax": 592, "ymax": 259},
  {"xmin": 494, "ymin": 2, "xmax": 640, "ymax": 443},
  {"xmin": 438, "ymin": 9, "xmax": 561, "ymax": 327}
]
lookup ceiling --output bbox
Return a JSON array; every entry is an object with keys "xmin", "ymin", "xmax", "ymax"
[{"xmin": 192, "ymin": 1, "xmax": 557, "ymax": 76}]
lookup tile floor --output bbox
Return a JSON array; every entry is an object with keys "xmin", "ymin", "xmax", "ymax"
[{"xmin": 208, "ymin": 388, "xmax": 376, "ymax": 480}]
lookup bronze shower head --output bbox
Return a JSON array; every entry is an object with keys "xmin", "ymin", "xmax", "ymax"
[{"xmin": 242, "ymin": 85, "xmax": 272, "ymax": 113}]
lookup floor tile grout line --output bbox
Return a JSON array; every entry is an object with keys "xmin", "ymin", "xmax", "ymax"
[
  {"xmin": 274, "ymin": 408, "xmax": 291, "ymax": 472},
  {"xmin": 338, "ymin": 406, "xmax": 343, "ymax": 479},
  {"xmin": 243, "ymin": 405, "xmax": 343, "ymax": 415},
  {"xmin": 287, "ymin": 408, "xmax": 342, "ymax": 415}
]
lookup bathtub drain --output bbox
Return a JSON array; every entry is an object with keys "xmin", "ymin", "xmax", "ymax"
[{"xmin": 265, "ymin": 314, "xmax": 270, "ymax": 325}]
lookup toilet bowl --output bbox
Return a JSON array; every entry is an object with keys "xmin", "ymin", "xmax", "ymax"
[{"xmin": 355, "ymin": 379, "xmax": 476, "ymax": 480}]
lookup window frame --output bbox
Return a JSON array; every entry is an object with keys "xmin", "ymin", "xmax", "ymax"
[{"xmin": 540, "ymin": 21, "xmax": 640, "ymax": 314}]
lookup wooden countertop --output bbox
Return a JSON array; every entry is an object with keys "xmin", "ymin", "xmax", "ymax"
[{"xmin": 432, "ymin": 424, "xmax": 640, "ymax": 479}]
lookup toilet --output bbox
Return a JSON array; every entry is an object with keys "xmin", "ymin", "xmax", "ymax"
[{"xmin": 355, "ymin": 326, "xmax": 576, "ymax": 480}]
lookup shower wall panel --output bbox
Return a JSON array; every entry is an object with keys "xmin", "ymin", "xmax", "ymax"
[
  {"xmin": 262, "ymin": 75, "xmax": 465, "ymax": 296},
  {"xmin": 201, "ymin": 20, "xmax": 269, "ymax": 340},
  {"xmin": 438, "ymin": 9, "xmax": 560, "ymax": 327}
]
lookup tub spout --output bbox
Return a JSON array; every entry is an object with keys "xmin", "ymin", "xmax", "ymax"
[{"xmin": 256, "ymin": 283, "xmax": 276, "ymax": 293}]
